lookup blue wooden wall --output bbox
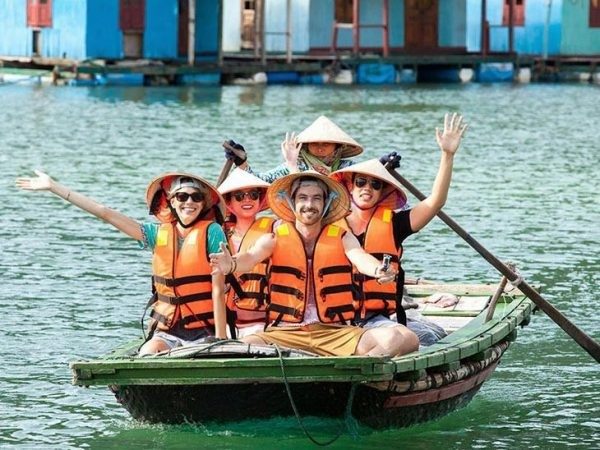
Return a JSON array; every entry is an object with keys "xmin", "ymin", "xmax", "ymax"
[
  {"xmin": 264, "ymin": 0, "xmax": 310, "ymax": 52},
  {"xmin": 0, "ymin": 0, "xmax": 30, "ymax": 56},
  {"xmin": 86, "ymin": 0, "xmax": 121, "ymax": 59},
  {"xmin": 145, "ymin": 0, "xmax": 178, "ymax": 59}
]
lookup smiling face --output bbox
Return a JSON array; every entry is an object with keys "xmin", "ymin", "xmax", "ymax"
[
  {"xmin": 307, "ymin": 142, "xmax": 337, "ymax": 161},
  {"xmin": 292, "ymin": 182, "xmax": 326, "ymax": 226},
  {"xmin": 169, "ymin": 188, "xmax": 205, "ymax": 225},
  {"xmin": 227, "ymin": 189, "xmax": 262, "ymax": 220},
  {"xmin": 348, "ymin": 175, "xmax": 384, "ymax": 210}
]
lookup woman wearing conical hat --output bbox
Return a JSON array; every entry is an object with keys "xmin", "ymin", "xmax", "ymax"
[
  {"xmin": 223, "ymin": 115, "xmax": 362, "ymax": 183},
  {"xmin": 217, "ymin": 168, "xmax": 273, "ymax": 338},
  {"xmin": 331, "ymin": 113, "xmax": 467, "ymax": 347},
  {"xmin": 15, "ymin": 170, "xmax": 229, "ymax": 355}
]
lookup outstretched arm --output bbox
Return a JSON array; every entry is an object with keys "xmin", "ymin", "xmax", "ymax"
[
  {"xmin": 410, "ymin": 113, "xmax": 467, "ymax": 232},
  {"xmin": 15, "ymin": 170, "xmax": 143, "ymax": 241},
  {"xmin": 209, "ymin": 234, "xmax": 276, "ymax": 275},
  {"xmin": 343, "ymin": 233, "xmax": 396, "ymax": 283},
  {"xmin": 211, "ymin": 272, "xmax": 227, "ymax": 339}
]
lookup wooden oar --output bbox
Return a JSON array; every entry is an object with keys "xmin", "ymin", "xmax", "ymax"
[{"xmin": 386, "ymin": 166, "xmax": 600, "ymax": 363}]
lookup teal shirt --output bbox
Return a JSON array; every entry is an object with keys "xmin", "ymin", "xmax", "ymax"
[{"xmin": 140, "ymin": 221, "xmax": 226, "ymax": 254}]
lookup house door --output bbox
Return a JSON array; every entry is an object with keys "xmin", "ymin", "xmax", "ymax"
[
  {"xmin": 178, "ymin": 0, "xmax": 189, "ymax": 56},
  {"xmin": 241, "ymin": 0, "xmax": 257, "ymax": 50},
  {"xmin": 404, "ymin": 0, "xmax": 438, "ymax": 52},
  {"xmin": 120, "ymin": 0, "xmax": 145, "ymax": 58}
]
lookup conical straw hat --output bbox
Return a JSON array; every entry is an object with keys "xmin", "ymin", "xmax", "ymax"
[
  {"xmin": 267, "ymin": 171, "xmax": 350, "ymax": 225},
  {"xmin": 145, "ymin": 172, "xmax": 225, "ymax": 223},
  {"xmin": 218, "ymin": 168, "xmax": 271, "ymax": 212},
  {"xmin": 296, "ymin": 116, "xmax": 363, "ymax": 158},
  {"xmin": 330, "ymin": 159, "xmax": 407, "ymax": 210}
]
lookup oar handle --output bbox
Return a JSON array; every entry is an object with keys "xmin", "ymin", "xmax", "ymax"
[
  {"xmin": 387, "ymin": 166, "xmax": 600, "ymax": 363},
  {"xmin": 216, "ymin": 141, "xmax": 237, "ymax": 187}
]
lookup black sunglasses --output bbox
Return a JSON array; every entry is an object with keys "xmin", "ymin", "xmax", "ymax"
[
  {"xmin": 232, "ymin": 190, "xmax": 261, "ymax": 202},
  {"xmin": 354, "ymin": 177, "xmax": 383, "ymax": 191},
  {"xmin": 172, "ymin": 192, "xmax": 204, "ymax": 203}
]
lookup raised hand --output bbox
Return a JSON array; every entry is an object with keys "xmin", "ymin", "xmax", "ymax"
[
  {"xmin": 209, "ymin": 242, "xmax": 234, "ymax": 276},
  {"xmin": 375, "ymin": 263, "xmax": 398, "ymax": 284},
  {"xmin": 281, "ymin": 131, "xmax": 302, "ymax": 172},
  {"xmin": 15, "ymin": 169, "xmax": 54, "ymax": 192},
  {"xmin": 223, "ymin": 140, "xmax": 248, "ymax": 167},
  {"xmin": 435, "ymin": 113, "xmax": 467, "ymax": 155}
]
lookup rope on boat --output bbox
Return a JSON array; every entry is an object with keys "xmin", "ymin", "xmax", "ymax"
[
  {"xmin": 273, "ymin": 343, "xmax": 358, "ymax": 446},
  {"xmin": 369, "ymin": 340, "xmax": 511, "ymax": 394}
]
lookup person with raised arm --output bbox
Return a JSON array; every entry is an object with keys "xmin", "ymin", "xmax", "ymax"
[
  {"xmin": 223, "ymin": 115, "xmax": 362, "ymax": 183},
  {"xmin": 330, "ymin": 113, "xmax": 467, "ymax": 346},
  {"xmin": 16, "ymin": 170, "xmax": 228, "ymax": 355}
]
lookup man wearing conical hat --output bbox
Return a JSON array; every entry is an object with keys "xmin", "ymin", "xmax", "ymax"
[
  {"xmin": 222, "ymin": 116, "xmax": 362, "ymax": 183},
  {"xmin": 218, "ymin": 168, "xmax": 273, "ymax": 338},
  {"xmin": 16, "ymin": 170, "xmax": 229, "ymax": 356},
  {"xmin": 210, "ymin": 171, "xmax": 419, "ymax": 357},
  {"xmin": 331, "ymin": 113, "xmax": 467, "ymax": 346}
]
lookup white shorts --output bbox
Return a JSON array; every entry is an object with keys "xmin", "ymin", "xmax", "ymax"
[{"xmin": 152, "ymin": 330, "xmax": 212, "ymax": 349}]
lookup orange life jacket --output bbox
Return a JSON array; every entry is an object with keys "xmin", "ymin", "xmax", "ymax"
[
  {"xmin": 352, "ymin": 206, "xmax": 403, "ymax": 320},
  {"xmin": 150, "ymin": 221, "xmax": 214, "ymax": 331},
  {"xmin": 267, "ymin": 222, "xmax": 355, "ymax": 325},
  {"xmin": 226, "ymin": 217, "xmax": 274, "ymax": 322}
]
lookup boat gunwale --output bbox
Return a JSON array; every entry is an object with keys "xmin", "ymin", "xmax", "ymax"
[{"xmin": 70, "ymin": 290, "xmax": 534, "ymax": 387}]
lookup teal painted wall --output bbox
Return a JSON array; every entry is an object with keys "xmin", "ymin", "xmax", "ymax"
[
  {"xmin": 560, "ymin": 1, "xmax": 600, "ymax": 54},
  {"xmin": 195, "ymin": 0, "xmax": 220, "ymax": 58},
  {"xmin": 439, "ymin": 0, "xmax": 467, "ymax": 48},
  {"xmin": 471, "ymin": 0, "xmax": 562, "ymax": 55}
]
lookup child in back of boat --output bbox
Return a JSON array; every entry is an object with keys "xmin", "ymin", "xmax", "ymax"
[
  {"xmin": 223, "ymin": 115, "xmax": 362, "ymax": 183},
  {"xmin": 217, "ymin": 169, "xmax": 273, "ymax": 338},
  {"xmin": 15, "ymin": 171, "xmax": 228, "ymax": 355}
]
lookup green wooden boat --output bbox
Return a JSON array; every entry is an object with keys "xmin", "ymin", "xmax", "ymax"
[{"xmin": 70, "ymin": 283, "xmax": 534, "ymax": 429}]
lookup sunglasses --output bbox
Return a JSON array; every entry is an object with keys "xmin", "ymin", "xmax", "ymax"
[
  {"xmin": 231, "ymin": 190, "xmax": 261, "ymax": 202},
  {"xmin": 172, "ymin": 192, "xmax": 204, "ymax": 203},
  {"xmin": 354, "ymin": 177, "xmax": 383, "ymax": 191}
]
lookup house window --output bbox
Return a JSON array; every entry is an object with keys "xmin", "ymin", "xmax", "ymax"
[
  {"xmin": 502, "ymin": 0, "xmax": 525, "ymax": 27},
  {"xmin": 591, "ymin": 0, "xmax": 600, "ymax": 28},
  {"xmin": 27, "ymin": 0, "xmax": 52, "ymax": 28},
  {"xmin": 335, "ymin": 0, "xmax": 353, "ymax": 23}
]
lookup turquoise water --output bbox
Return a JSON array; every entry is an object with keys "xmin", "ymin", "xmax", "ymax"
[{"xmin": 1, "ymin": 83, "xmax": 599, "ymax": 449}]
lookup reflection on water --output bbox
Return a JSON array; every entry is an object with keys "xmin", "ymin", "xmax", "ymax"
[{"xmin": 1, "ymin": 83, "xmax": 599, "ymax": 449}]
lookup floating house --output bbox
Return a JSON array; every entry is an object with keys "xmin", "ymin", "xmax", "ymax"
[
  {"xmin": 222, "ymin": 0, "xmax": 475, "ymax": 57},
  {"xmin": 0, "ymin": 0, "xmax": 221, "ymax": 79}
]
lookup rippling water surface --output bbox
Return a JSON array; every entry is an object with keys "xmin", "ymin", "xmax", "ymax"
[{"xmin": 1, "ymin": 83, "xmax": 599, "ymax": 449}]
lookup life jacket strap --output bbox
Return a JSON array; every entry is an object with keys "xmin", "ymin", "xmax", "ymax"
[
  {"xmin": 270, "ymin": 265, "xmax": 306, "ymax": 280},
  {"xmin": 318, "ymin": 265, "xmax": 352, "ymax": 281},
  {"xmin": 156, "ymin": 292, "xmax": 212, "ymax": 305},
  {"xmin": 324, "ymin": 304, "xmax": 355, "ymax": 323},
  {"xmin": 149, "ymin": 309, "xmax": 170, "ymax": 325},
  {"xmin": 153, "ymin": 274, "xmax": 212, "ymax": 287},
  {"xmin": 177, "ymin": 312, "xmax": 214, "ymax": 328},
  {"xmin": 363, "ymin": 292, "xmax": 396, "ymax": 301},
  {"xmin": 268, "ymin": 303, "xmax": 302, "ymax": 324},
  {"xmin": 369, "ymin": 252, "xmax": 399, "ymax": 263},
  {"xmin": 270, "ymin": 284, "xmax": 304, "ymax": 300},
  {"xmin": 319, "ymin": 284, "xmax": 354, "ymax": 300},
  {"xmin": 239, "ymin": 273, "xmax": 265, "ymax": 282}
]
